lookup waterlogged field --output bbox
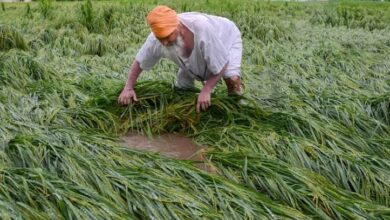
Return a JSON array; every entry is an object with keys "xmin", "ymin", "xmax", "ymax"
[{"xmin": 1, "ymin": 0, "xmax": 390, "ymax": 219}]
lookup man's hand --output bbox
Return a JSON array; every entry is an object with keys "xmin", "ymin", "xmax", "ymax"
[
  {"xmin": 195, "ymin": 63, "xmax": 227, "ymax": 113},
  {"xmin": 118, "ymin": 60, "xmax": 143, "ymax": 105},
  {"xmin": 118, "ymin": 88, "xmax": 138, "ymax": 105},
  {"xmin": 196, "ymin": 90, "xmax": 211, "ymax": 113}
]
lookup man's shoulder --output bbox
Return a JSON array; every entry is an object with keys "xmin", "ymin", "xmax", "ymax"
[
  {"xmin": 138, "ymin": 33, "xmax": 162, "ymax": 53},
  {"xmin": 144, "ymin": 32, "xmax": 160, "ymax": 46}
]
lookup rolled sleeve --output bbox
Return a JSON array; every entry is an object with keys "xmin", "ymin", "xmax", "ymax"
[{"xmin": 135, "ymin": 33, "xmax": 162, "ymax": 71}]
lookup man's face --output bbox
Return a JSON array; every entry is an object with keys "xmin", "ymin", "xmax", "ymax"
[
  {"xmin": 157, "ymin": 29, "xmax": 179, "ymax": 47},
  {"xmin": 159, "ymin": 29, "xmax": 185, "ymax": 57}
]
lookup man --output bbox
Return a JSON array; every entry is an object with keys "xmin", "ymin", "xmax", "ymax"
[{"xmin": 118, "ymin": 5, "xmax": 243, "ymax": 112}]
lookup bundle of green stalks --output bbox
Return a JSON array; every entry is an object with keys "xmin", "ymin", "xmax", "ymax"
[{"xmin": 0, "ymin": 0, "xmax": 390, "ymax": 219}]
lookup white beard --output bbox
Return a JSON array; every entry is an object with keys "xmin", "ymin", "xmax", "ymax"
[{"xmin": 163, "ymin": 35, "xmax": 185, "ymax": 58}]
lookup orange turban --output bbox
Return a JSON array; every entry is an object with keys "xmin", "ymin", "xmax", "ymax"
[{"xmin": 147, "ymin": 6, "xmax": 178, "ymax": 38}]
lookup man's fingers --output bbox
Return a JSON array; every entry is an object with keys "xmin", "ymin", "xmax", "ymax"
[
  {"xmin": 118, "ymin": 89, "xmax": 138, "ymax": 106},
  {"xmin": 206, "ymin": 101, "xmax": 210, "ymax": 109},
  {"xmin": 202, "ymin": 102, "xmax": 206, "ymax": 111},
  {"xmin": 196, "ymin": 100, "xmax": 211, "ymax": 112},
  {"xmin": 203, "ymin": 101, "xmax": 211, "ymax": 110}
]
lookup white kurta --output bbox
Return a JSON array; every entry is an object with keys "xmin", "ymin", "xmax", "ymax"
[{"xmin": 135, "ymin": 12, "xmax": 242, "ymax": 88}]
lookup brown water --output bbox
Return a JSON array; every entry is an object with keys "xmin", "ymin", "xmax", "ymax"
[{"xmin": 120, "ymin": 132, "xmax": 217, "ymax": 173}]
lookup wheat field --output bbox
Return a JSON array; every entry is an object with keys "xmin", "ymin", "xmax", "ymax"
[{"xmin": 0, "ymin": 0, "xmax": 390, "ymax": 219}]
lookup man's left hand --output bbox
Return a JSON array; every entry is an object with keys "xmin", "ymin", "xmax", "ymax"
[
  {"xmin": 196, "ymin": 91, "xmax": 211, "ymax": 113},
  {"xmin": 195, "ymin": 63, "xmax": 227, "ymax": 113}
]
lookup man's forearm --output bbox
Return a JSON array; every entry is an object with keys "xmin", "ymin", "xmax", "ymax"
[
  {"xmin": 125, "ymin": 60, "xmax": 143, "ymax": 90},
  {"xmin": 202, "ymin": 64, "xmax": 227, "ymax": 93}
]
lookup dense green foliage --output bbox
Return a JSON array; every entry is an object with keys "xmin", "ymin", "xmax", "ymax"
[{"xmin": 0, "ymin": 0, "xmax": 390, "ymax": 219}]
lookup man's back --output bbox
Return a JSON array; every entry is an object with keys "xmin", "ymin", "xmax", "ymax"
[{"xmin": 178, "ymin": 12, "xmax": 240, "ymax": 51}]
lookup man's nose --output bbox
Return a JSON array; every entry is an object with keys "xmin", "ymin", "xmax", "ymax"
[
  {"xmin": 161, "ymin": 40, "xmax": 169, "ymax": 46},
  {"xmin": 163, "ymin": 40, "xmax": 174, "ymax": 47}
]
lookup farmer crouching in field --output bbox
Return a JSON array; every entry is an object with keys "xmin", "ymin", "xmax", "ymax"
[{"xmin": 118, "ymin": 5, "xmax": 243, "ymax": 112}]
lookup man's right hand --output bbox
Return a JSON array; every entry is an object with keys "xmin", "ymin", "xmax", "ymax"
[{"xmin": 118, "ymin": 88, "xmax": 138, "ymax": 105}]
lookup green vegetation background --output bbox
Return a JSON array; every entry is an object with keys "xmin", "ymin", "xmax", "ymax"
[{"xmin": 0, "ymin": 0, "xmax": 390, "ymax": 219}]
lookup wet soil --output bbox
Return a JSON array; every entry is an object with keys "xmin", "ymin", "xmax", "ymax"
[{"xmin": 120, "ymin": 132, "xmax": 217, "ymax": 173}]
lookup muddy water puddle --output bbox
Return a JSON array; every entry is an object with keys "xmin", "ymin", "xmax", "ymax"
[{"xmin": 120, "ymin": 133, "xmax": 217, "ymax": 173}]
